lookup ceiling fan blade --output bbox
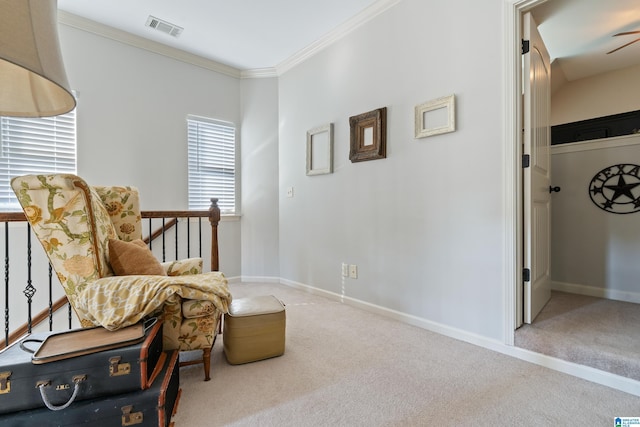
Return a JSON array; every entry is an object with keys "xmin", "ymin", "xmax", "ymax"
[
  {"xmin": 613, "ymin": 30, "xmax": 640, "ymax": 37},
  {"xmin": 607, "ymin": 37, "xmax": 640, "ymax": 54}
]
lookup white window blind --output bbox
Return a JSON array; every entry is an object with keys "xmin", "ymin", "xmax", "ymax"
[
  {"xmin": 0, "ymin": 110, "xmax": 77, "ymax": 211},
  {"xmin": 187, "ymin": 115, "xmax": 236, "ymax": 213}
]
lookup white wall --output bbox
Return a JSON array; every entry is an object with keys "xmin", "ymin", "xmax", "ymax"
[
  {"xmin": 551, "ymin": 135, "xmax": 640, "ymax": 303},
  {"xmin": 278, "ymin": 0, "xmax": 506, "ymax": 340},
  {"xmin": 57, "ymin": 25, "xmax": 242, "ymax": 277},
  {"xmin": 551, "ymin": 63, "xmax": 640, "ymax": 126},
  {"xmin": 240, "ymin": 78, "xmax": 280, "ymax": 278}
]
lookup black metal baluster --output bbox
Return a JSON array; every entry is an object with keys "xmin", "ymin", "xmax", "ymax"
[
  {"xmin": 174, "ymin": 218, "xmax": 178, "ymax": 261},
  {"xmin": 4, "ymin": 222, "xmax": 9, "ymax": 347},
  {"xmin": 148, "ymin": 218, "xmax": 152, "ymax": 250},
  {"xmin": 187, "ymin": 218, "xmax": 191, "ymax": 258},
  {"xmin": 161, "ymin": 218, "xmax": 166, "ymax": 262},
  {"xmin": 24, "ymin": 224, "xmax": 36, "ymax": 334},
  {"xmin": 48, "ymin": 264, "xmax": 53, "ymax": 331},
  {"xmin": 198, "ymin": 217, "xmax": 202, "ymax": 258}
]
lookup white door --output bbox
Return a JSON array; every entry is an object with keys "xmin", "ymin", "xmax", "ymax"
[{"xmin": 523, "ymin": 12, "xmax": 551, "ymax": 324}]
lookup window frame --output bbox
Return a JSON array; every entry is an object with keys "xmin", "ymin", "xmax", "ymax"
[
  {"xmin": 0, "ymin": 108, "xmax": 77, "ymax": 211},
  {"xmin": 187, "ymin": 115, "xmax": 238, "ymax": 215}
]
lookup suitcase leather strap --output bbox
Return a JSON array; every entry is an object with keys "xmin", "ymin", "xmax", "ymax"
[{"xmin": 36, "ymin": 374, "xmax": 87, "ymax": 411}]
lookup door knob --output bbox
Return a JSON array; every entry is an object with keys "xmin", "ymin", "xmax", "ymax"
[{"xmin": 549, "ymin": 186, "xmax": 561, "ymax": 193}]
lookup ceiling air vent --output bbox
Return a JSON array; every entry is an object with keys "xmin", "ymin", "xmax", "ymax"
[{"xmin": 145, "ymin": 15, "xmax": 183, "ymax": 38}]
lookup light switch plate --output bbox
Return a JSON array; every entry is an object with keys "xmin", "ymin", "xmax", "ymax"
[{"xmin": 349, "ymin": 264, "xmax": 357, "ymax": 279}]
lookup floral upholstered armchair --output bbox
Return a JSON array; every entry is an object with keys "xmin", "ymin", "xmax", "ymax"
[{"xmin": 11, "ymin": 174, "xmax": 231, "ymax": 381}]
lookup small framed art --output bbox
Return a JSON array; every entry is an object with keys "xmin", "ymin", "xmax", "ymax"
[
  {"xmin": 349, "ymin": 107, "xmax": 387, "ymax": 163},
  {"xmin": 306, "ymin": 123, "xmax": 334, "ymax": 176},
  {"xmin": 415, "ymin": 94, "xmax": 455, "ymax": 138}
]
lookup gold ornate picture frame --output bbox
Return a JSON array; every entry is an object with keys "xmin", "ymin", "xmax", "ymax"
[{"xmin": 349, "ymin": 107, "xmax": 387, "ymax": 163}]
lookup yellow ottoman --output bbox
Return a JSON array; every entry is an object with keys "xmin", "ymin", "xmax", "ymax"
[{"xmin": 223, "ymin": 295, "xmax": 286, "ymax": 364}]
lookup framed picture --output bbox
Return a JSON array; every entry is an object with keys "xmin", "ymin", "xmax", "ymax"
[
  {"xmin": 414, "ymin": 94, "xmax": 455, "ymax": 138},
  {"xmin": 306, "ymin": 123, "xmax": 334, "ymax": 176},
  {"xmin": 349, "ymin": 107, "xmax": 387, "ymax": 163}
]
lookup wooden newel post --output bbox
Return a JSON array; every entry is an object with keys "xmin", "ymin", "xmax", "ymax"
[{"xmin": 209, "ymin": 198, "xmax": 220, "ymax": 271}]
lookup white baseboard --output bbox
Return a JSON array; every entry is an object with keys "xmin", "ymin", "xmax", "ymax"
[
  {"xmin": 273, "ymin": 277, "xmax": 640, "ymax": 397},
  {"xmin": 238, "ymin": 275, "xmax": 281, "ymax": 284},
  {"xmin": 226, "ymin": 276, "xmax": 281, "ymax": 284},
  {"xmin": 552, "ymin": 281, "xmax": 640, "ymax": 304}
]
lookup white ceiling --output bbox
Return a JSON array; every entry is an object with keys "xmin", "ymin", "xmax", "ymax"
[
  {"xmin": 532, "ymin": 0, "xmax": 640, "ymax": 82},
  {"xmin": 57, "ymin": 0, "xmax": 640, "ymax": 80},
  {"xmin": 57, "ymin": 0, "xmax": 381, "ymax": 71}
]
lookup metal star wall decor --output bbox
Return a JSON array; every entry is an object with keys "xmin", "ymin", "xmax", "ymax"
[{"xmin": 589, "ymin": 164, "xmax": 640, "ymax": 214}]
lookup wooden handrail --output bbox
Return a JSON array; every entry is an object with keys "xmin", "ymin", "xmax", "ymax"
[
  {"xmin": 1, "ymin": 198, "xmax": 222, "ymax": 347},
  {"xmin": 140, "ymin": 210, "xmax": 210, "ymax": 218},
  {"xmin": 0, "ymin": 212, "xmax": 28, "ymax": 222}
]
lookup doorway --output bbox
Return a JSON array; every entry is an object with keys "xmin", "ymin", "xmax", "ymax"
[{"xmin": 506, "ymin": 0, "xmax": 640, "ymax": 381}]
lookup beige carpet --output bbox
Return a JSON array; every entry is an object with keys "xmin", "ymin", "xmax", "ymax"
[
  {"xmin": 516, "ymin": 291, "xmax": 640, "ymax": 381},
  {"xmin": 174, "ymin": 283, "xmax": 640, "ymax": 426}
]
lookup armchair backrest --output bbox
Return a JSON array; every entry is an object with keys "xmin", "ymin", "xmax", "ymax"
[
  {"xmin": 93, "ymin": 186, "xmax": 142, "ymax": 241},
  {"xmin": 10, "ymin": 174, "xmax": 141, "ymax": 326}
]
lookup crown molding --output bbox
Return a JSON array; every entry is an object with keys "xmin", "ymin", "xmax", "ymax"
[
  {"xmin": 240, "ymin": 68, "xmax": 278, "ymax": 79},
  {"xmin": 57, "ymin": 11, "xmax": 242, "ymax": 79},
  {"xmin": 275, "ymin": 0, "xmax": 402, "ymax": 76},
  {"xmin": 58, "ymin": 0, "xmax": 402, "ymax": 80}
]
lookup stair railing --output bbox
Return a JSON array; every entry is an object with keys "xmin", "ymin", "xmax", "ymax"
[{"xmin": 0, "ymin": 198, "xmax": 221, "ymax": 348}]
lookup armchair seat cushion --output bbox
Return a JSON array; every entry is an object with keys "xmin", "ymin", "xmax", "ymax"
[{"xmin": 162, "ymin": 258, "xmax": 204, "ymax": 276}]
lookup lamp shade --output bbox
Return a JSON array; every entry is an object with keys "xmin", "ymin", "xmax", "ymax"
[{"xmin": 0, "ymin": 0, "xmax": 76, "ymax": 117}]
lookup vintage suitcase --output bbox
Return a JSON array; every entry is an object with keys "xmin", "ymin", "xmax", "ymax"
[
  {"xmin": 0, "ymin": 318, "xmax": 164, "ymax": 415},
  {"xmin": 0, "ymin": 350, "xmax": 180, "ymax": 427}
]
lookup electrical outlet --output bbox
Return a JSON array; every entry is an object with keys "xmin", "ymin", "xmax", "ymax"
[
  {"xmin": 349, "ymin": 264, "xmax": 358, "ymax": 279},
  {"xmin": 286, "ymin": 187, "xmax": 294, "ymax": 198},
  {"xmin": 341, "ymin": 263, "xmax": 349, "ymax": 277}
]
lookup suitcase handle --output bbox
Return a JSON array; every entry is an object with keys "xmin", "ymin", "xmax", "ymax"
[
  {"xmin": 37, "ymin": 375, "xmax": 87, "ymax": 411},
  {"xmin": 19, "ymin": 338, "xmax": 42, "ymax": 354},
  {"xmin": 143, "ymin": 316, "xmax": 158, "ymax": 333}
]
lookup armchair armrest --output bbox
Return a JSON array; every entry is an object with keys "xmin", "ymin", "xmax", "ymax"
[
  {"xmin": 162, "ymin": 257, "xmax": 203, "ymax": 276},
  {"xmin": 182, "ymin": 299, "xmax": 216, "ymax": 318},
  {"xmin": 77, "ymin": 271, "xmax": 230, "ymax": 331}
]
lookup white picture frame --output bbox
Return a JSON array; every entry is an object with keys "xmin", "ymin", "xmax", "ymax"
[
  {"xmin": 306, "ymin": 123, "xmax": 334, "ymax": 176},
  {"xmin": 414, "ymin": 94, "xmax": 456, "ymax": 138}
]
